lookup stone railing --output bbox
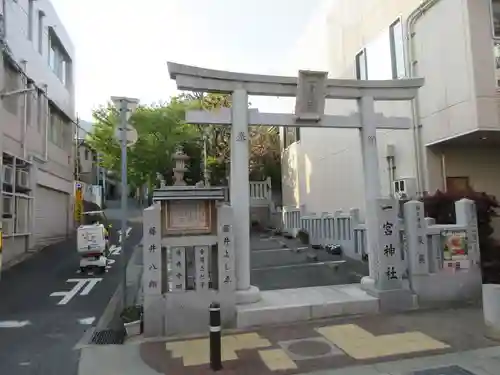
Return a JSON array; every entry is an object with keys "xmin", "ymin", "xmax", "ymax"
[
  {"xmin": 282, "ymin": 199, "xmax": 482, "ymax": 305},
  {"xmin": 223, "ymin": 177, "xmax": 273, "ymax": 208}
]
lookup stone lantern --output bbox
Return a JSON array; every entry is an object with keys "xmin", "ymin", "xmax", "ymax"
[{"xmin": 172, "ymin": 146, "xmax": 189, "ymax": 186}]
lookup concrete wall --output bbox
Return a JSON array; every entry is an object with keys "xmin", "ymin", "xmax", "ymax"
[
  {"xmin": 1, "ymin": 0, "xmax": 75, "ymax": 196},
  {"xmin": 283, "ymin": 0, "xmax": 500, "ymax": 220},
  {"xmin": 4, "ymin": 0, "xmax": 75, "ymax": 115}
]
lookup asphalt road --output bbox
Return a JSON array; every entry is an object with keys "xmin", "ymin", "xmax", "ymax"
[
  {"xmin": 250, "ymin": 233, "xmax": 369, "ymax": 291},
  {"xmin": 0, "ymin": 212, "xmax": 143, "ymax": 375}
]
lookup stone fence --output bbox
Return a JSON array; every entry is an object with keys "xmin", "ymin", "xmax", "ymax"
[{"xmin": 282, "ymin": 199, "xmax": 482, "ymax": 305}]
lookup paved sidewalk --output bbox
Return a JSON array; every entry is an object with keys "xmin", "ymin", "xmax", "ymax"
[{"xmin": 77, "ymin": 306, "xmax": 500, "ymax": 375}]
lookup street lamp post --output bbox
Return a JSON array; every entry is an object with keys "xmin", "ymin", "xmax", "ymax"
[{"xmin": 111, "ymin": 96, "xmax": 139, "ymax": 308}]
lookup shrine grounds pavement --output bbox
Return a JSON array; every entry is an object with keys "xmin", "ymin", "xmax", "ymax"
[
  {"xmin": 77, "ymin": 305, "xmax": 500, "ymax": 375},
  {"xmin": 249, "ymin": 232, "xmax": 369, "ymax": 290}
]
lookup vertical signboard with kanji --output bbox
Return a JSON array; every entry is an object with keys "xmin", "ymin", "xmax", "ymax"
[
  {"xmin": 74, "ymin": 183, "xmax": 83, "ymax": 224},
  {"xmin": 194, "ymin": 245, "xmax": 209, "ymax": 291},
  {"xmin": 171, "ymin": 247, "xmax": 186, "ymax": 292},
  {"xmin": 217, "ymin": 204, "xmax": 235, "ymax": 292},
  {"xmin": 377, "ymin": 198, "xmax": 403, "ymax": 290},
  {"xmin": 403, "ymin": 200, "xmax": 428, "ymax": 276},
  {"xmin": 143, "ymin": 204, "xmax": 162, "ymax": 295}
]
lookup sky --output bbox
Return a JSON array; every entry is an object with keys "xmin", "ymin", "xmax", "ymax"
[{"xmin": 49, "ymin": 0, "xmax": 324, "ymax": 122}]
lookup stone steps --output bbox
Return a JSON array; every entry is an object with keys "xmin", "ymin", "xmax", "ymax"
[{"xmin": 236, "ymin": 284, "xmax": 379, "ymax": 329}]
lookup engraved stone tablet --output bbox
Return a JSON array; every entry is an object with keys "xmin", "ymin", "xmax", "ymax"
[
  {"xmin": 295, "ymin": 70, "xmax": 327, "ymax": 122},
  {"xmin": 166, "ymin": 200, "xmax": 210, "ymax": 234}
]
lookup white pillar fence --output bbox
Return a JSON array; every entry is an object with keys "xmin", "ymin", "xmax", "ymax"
[
  {"xmin": 223, "ymin": 177, "xmax": 273, "ymax": 207},
  {"xmin": 282, "ymin": 198, "xmax": 482, "ymax": 295},
  {"xmin": 249, "ymin": 177, "xmax": 272, "ymax": 203}
]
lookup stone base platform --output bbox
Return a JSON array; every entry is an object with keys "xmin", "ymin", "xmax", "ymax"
[{"xmin": 236, "ymin": 284, "xmax": 379, "ymax": 329}]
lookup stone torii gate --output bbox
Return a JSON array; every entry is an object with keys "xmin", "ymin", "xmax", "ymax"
[{"xmin": 167, "ymin": 62, "xmax": 424, "ymax": 306}]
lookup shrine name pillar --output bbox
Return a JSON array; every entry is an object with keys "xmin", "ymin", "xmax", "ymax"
[
  {"xmin": 359, "ymin": 95, "xmax": 412, "ymax": 310},
  {"xmin": 230, "ymin": 88, "xmax": 260, "ymax": 304}
]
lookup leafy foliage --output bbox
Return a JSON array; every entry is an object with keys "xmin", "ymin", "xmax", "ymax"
[
  {"xmin": 87, "ymin": 92, "xmax": 282, "ymax": 194},
  {"xmin": 88, "ymin": 98, "xmax": 199, "ymax": 190}
]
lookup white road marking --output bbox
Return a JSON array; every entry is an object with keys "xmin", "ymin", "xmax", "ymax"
[
  {"xmin": 105, "ymin": 258, "xmax": 116, "ymax": 269},
  {"xmin": 0, "ymin": 320, "xmax": 31, "ymax": 328},
  {"xmin": 50, "ymin": 278, "xmax": 103, "ymax": 305},
  {"xmin": 117, "ymin": 227, "xmax": 132, "ymax": 243},
  {"xmin": 251, "ymin": 260, "xmax": 346, "ymax": 271},
  {"xmin": 80, "ymin": 278, "xmax": 102, "ymax": 295},
  {"xmin": 109, "ymin": 245, "xmax": 121, "ymax": 256},
  {"xmin": 78, "ymin": 317, "xmax": 96, "ymax": 325}
]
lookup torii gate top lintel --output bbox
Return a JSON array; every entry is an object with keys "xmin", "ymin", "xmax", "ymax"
[{"xmin": 167, "ymin": 61, "xmax": 424, "ymax": 101}]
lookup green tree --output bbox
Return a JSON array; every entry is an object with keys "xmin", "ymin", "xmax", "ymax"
[
  {"xmin": 186, "ymin": 93, "xmax": 281, "ymax": 188},
  {"xmin": 88, "ymin": 98, "xmax": 200, "ymax": 192}
]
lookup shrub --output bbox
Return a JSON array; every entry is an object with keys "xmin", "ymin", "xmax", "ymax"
[
  {"xmin": 120, "ymin": 305, "xmax": 143, "ymax": 323},
  {"xmin": 297, "ymin": 229, "xmax": 309, "ymax": 245},
  {"xmin": 422, "ymin": 190, "xmax": 500, "ymax": 283}
]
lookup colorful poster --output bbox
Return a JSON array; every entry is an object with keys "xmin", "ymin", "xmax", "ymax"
[{"xmin": 441, "ymin": 230, "xmax": 468, "ymax": 261}]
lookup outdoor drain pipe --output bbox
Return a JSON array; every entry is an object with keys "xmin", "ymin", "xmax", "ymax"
[{"xmin": 405, "ymin": 0, "xmax": 441, "ymax": 196}]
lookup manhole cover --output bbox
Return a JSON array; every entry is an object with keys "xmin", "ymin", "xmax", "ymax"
[
  {"xmin": 288, "ymin": 340, "xmax": 331, "ymax": 356},
  {"xmin": 278, "ymin": 337, "xmax": 345, "ymax": 361},
  {"xmin": 410, "ymin": 365, "xmax": 477, "ymax": 375}
]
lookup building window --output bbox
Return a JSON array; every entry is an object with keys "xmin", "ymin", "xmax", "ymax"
[
  {"xmin": 38, "ymin": 11, "xmax": 45, "ymax": 54},
  {"xmin": 48, "ymin": 30, "xmax": 72, "ymax": 86},
  {"xmin": 49, "ymin": 104, "xmax": 72, "ymax": 150},
  {"xmin": 1, "ymin": 154, "xmax": 33, "ymax": 237},
  {"xmin": 355, "ymin": 49, "xmax": 368, "ymax": 80},
  {"xmin": 3, "ymin": 59, "xmax": 20, "ymax": 115},
  {"xmin": 446, "ymin": 176, "xmax": 470, "ymax": 194},
  {"xmin": 84, "ymin": 148, "xmax": 89, "ymax": 161},
  {"xmin": 389, "ymin": 18, "xmax": 405, "ymax": 79},
  {"xmin": 28, "ymin": 0, "xmax": 34, "ymax": 41}
]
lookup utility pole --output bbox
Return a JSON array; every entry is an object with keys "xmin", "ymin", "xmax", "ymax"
[{"xmin": 112, "ymin": 96, "xmax": 139, "ymax": 308}]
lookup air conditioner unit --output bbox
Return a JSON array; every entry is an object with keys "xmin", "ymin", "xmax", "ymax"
[
  {"xmin": 2, "ymin": 195, "xmax": 13, "ymax": 216},
  {"xmin": 16, "ymin": 170, "xmax": 29, "ymax": 189},
  {"xmin": 2, "ymin": 165, "xmax": 13, "ymax": 185},
  {"xmin": 393, "ymin": 178, "xmax": 417, "ymax": 200}
]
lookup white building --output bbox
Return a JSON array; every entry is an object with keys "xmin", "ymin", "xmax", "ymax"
[
  {"xmin": 282, "ymin": 0, "xmax": 500, "ymax": 232},
  {"xmin": 0, "ymin": 0, "xmax": 75, "ymax": 262}
]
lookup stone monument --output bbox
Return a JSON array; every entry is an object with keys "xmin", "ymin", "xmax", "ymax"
[{"xmin": 142, "ymin": 146, "xmax": 235, "ymax": 337}]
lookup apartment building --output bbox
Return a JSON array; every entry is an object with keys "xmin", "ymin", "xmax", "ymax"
[
  {"xmin": 282, "ymin": 0, "xmax": 500, "ymax": 229},
  {"xmin": 1, "ymin": 0, "xmax": 75, "ymax": 262}
]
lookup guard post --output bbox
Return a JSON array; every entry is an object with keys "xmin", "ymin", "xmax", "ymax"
[{"xmin": 209, "ymin": 302, "xmax": 222, "ymax": 371}]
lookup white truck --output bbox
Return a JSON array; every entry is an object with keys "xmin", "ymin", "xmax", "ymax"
[{"xmin": 77, "ymin": 211, "xmax": 111, "ymax": 273}]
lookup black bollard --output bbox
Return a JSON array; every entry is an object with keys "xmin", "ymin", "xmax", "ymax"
[{"xmin": 209, "ymin": 302, "xmax": 222, "ymax": 371}]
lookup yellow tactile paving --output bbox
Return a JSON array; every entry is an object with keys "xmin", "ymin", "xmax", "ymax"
[
  {"xmin": 316, "ymin": 324, "xmax": 450, "ymax": 360},
  {"xmin": 229, "ymin": 332, "xmax": 271, "ymax": 350},
  {"xmin": 258, "ymin": 348, "xmax": 298, "ymax": 371},
  {"xmin": 165, "ymin": 332, "xmax": 272, "ymax": 367}
]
